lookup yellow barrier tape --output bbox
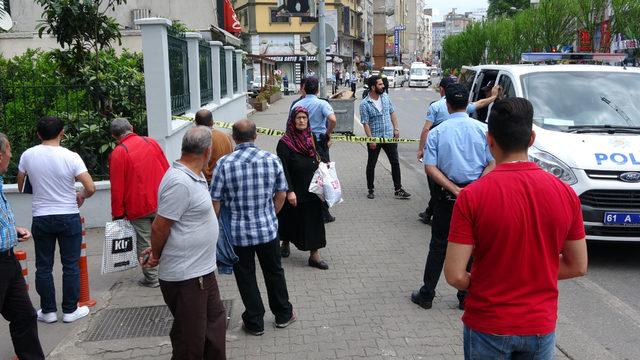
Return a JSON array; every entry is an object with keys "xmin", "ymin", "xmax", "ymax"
[{"xmin": 172, "ymin": 115, "xmax": 419, "ymax": 144}]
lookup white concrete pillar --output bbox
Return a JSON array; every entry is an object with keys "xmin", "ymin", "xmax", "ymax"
[
  {"xmin": 210, "ymin": 41, "xmax": 223, "ymax": 104},
  {"xmin": 224, "ymin": 46, "xmax": 235, "ymax": 98},
  {"xmin": 234, "ymin": 49, "xmax": 243, "ymax": 94},
  {"xmin": 134, "ymin": 17, "xmax": 172, "ymax": 147},
  {"xmin": 185, "ymin": 32, "xmax": 202, "ymax": 114}
]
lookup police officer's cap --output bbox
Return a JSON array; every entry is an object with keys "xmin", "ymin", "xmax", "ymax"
[
  {"xmin": 439, "ymin": 75, "xmax": 459, "ymax": 89},
  {"xmin": 445, "ymin": 83, "xmax": 469, "ymax": 103}
]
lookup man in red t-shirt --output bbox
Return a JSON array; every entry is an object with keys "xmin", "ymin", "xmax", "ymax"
[
  {"xmin": 109, "ymin": 118, "xmax": 170, "ymax": 288},
  {"xmin": 444, "ymin": 98, "xmax": 588, "ymax": 359}
]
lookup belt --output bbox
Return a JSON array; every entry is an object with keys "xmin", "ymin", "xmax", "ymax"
[{"xmin": 0, "ymin": 247, "xmax": 14, "ymax": 258}]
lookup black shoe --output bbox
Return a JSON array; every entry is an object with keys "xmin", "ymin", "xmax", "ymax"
[
  {"xmin": 242, "ymin": 324, "xmax": 264, "ymax": 336},
  {"xmin": 308, "ymin": 258, "xmax": 329, "ymax": 270},
  {"xmin": 367, "ymin": 190, "xmax": 375, "ymax": 199},
  {"xmin": 411, "ymin": 290, "xmax": 432, "ymax": 309},
  {"xmin": 395, "ymin": 188, "xmax": 412, "ymax": 199},
  {"xmin": 281, "ymin": 242, "xmax": 290, "ymax": 258},
  {"xmin": 323, "ymin": 214, "xmax": 336, "ymax": 223},
  {"xmin": 418, "ymin": 212, "xmax": 433, "ymax": 225},
  {"xmin": 418, "ymin": 211, "xmax": 427, "ymax": 220}
]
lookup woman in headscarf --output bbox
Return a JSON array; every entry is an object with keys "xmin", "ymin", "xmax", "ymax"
[{"xmin": 277, "ymin": 106, "xmax": 328, "ymax": 270}]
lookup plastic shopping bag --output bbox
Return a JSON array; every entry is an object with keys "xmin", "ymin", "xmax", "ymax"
[
  {"xmin": 308, "ymin": 161, "xmax": 344, "ymax": 207},
  {"xmin": 102, "ymin": 220, "xmax": 138, "ymax": 274}
]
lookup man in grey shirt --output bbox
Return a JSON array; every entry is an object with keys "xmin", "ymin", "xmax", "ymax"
[{"xmin": 141, "ymin": 126, "xmax": 226, "ymax": 359}]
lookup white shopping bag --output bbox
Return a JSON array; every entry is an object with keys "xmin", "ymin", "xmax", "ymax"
[
  {"xmin": 102, "ymin": 220, "xmax": 138, "ymax": 274},
  {"xmin": 308, "ymin": 161, "xmax": 344, "ymax": 207}
]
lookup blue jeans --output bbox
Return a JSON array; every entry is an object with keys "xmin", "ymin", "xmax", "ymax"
[
  {"xmin": 32, "ymin": 214, "xmax": 82, "ymax": 314},
  {"xmin": 464, "ymin": 326, "xmax": 556, "ymax": 360}
]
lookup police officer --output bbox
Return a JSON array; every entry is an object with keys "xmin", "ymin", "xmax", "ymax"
[
  {"xmin": 417, "ymin": 76, "xmax": 500, "ymax": 224},
  {"xmin": 411, "ymin": 83, "xmax": 495, "ymax": 310}
]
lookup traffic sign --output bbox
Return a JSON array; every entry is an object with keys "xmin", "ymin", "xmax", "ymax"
[
  {"xmin": 394, "ymin": 24, "xmax": 406, "ymax": 31},
  {"xmin": 310, "ymin": 23, "xmax": 336, "ymax": 49}
]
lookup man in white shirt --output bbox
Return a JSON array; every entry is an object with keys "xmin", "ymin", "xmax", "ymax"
[{"xmin": 17, "ymin": 116, "xmax": 95, "ymax": 324}]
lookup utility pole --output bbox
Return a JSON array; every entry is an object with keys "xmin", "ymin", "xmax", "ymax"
[{"xmin": 318, "ymin": 0, "xmax": 327, "ymax": 98}]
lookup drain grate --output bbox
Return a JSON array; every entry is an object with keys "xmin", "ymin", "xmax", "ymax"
[{"xmin": 85, "ymin": 300, "xmax": 233, "ymax": 341}]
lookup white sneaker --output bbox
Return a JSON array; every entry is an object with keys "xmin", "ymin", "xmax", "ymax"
[
  {"xmin": 62, "ymin": 306, "xmax": 90, "ymax": 323},
  {"xmin": 37, "ymin": 309, "xmax": 58, "ymax": 323}
]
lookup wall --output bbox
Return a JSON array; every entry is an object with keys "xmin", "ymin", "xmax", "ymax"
[
  {"xmin": 0, "ymin": 31, "xmax": 143, "ymax": 58},
  {"xmin": 4, "ymin": 181, "xmax": 112, "ymax": 228}
]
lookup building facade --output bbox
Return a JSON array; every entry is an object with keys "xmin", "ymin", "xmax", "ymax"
[
  {"xmin": 444, "ymin": 8, "xmax": 472, "ymax": 37},
  {"xmin": 0, "ymin": 0, "xmax": 221, "ymax": 57},
  {"xmin": 234, "ymin": 0, "xmax": 364, "ymax": 89},
  {"xmin": 431, "ymin": 21, "xmax": 445, "ymax": 63}
]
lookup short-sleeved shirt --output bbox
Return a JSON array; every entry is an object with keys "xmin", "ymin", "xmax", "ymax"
[
  {"xmin": 18, "ymin": 145, "xmax": 88, "ymax": 217},
  {"xmin": 359, "ymin": 93, "xmax": 396, "ymax": 139},
  {"xmin": 210, "ymin": 142, "xmax": 288, "ymax": 247},
  {"xmin": 156, "ymin": 161, "xmax": 218, "ymax": 282},
  {"xmin": 423, "ymin": 112, "xmax": 493, "ymax": 184},
  {"xmin": 0, "ymin": 178, "xmax": 17, "ymax": 252},
  {"xmin": 449, "ymin": 162, "xmax": 586, "ymax": 335},
  {"xmin": 292, "ymin": 95, "xmax": 334, "ymax": 139},
  {"xmin": 426, "ymin": 97, "xmax": 477, "ymax": 126}
]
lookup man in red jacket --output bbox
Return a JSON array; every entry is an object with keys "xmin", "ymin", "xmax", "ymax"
[{"xmin": 109, "ymin": 118, "xmax": 170, "ymax": 287}]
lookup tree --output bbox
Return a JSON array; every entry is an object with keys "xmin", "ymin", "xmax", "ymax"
[
  {"xmin": 536, "ymin": 0, "xmax": 578, "ymax": 51},
  {"xmin": 487, "ymin": 0, "xmax": 531, "ymax": 19},
  {"xmin": 574, "ymin": 0, "xmax": 609, "ymax": 52},
  {"xmin": 611, "ymin": 0, "xmax": 640, "ymax": 40},
  {"xmin": 35, "ymin": 0, "xmax": 127, "ymax": 76}
]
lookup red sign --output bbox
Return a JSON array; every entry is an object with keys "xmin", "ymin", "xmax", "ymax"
[
  {"xmin": 600, "ymin": 20, "xmax": 611, "ymax": 52},
  {"xmin": 578, "ymin": 29, "xmax": 592, "ymax": 52},
  {"xmin": 224, "ymin": 0, "xmax": 242, "ymax": 35}
]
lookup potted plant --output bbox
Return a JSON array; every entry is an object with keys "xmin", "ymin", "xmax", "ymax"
[
  {"xmin": 252, "ymin": 91, "xmax": 268, "ymax": 111},
  {"xmin": 268, "ymin": 85, "xmax": 282, "ymax": 104}
]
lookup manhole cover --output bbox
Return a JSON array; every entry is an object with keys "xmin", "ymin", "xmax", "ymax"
[{"xmin": 85, "ymin": 300, "xmax": 233, "ymax": 341}]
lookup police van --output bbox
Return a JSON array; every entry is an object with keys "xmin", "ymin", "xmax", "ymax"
[{"xmin": 461, "ymin": 53, "xmax": 640, "ymax": 242}]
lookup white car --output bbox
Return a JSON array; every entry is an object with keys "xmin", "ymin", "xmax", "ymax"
[{"xmin": 463, "ymin": 56, "xmax": 640, "ymax": 242}]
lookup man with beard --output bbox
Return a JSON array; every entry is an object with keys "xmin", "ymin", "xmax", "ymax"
[{"xmin": 359, "ymin": 75, "xmax": 411, "ymax": 200}]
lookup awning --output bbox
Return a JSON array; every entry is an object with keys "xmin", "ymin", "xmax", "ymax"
[{"xmin": 209, "ymin": 24, "xmax": 243, "ymax": 47}]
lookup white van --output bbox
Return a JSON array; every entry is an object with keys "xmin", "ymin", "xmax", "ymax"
[
  {"xmin": 382, "ymin": 66, "xmax": 405, "ymax": 87},
  {"xmin": 409, "ymin": 62, "xmax": 431, "ymax": 87},
  {"xmin": 463, "ymin": 55, "xmax": 640, "ymax": 242}
]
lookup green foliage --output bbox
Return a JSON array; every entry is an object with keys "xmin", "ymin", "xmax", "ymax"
[
  {"xmin": 487, "ymin": 0, "xmax": 531, "ymax": 19},
  {"xmin": 0, "ymin": 49, "xmax": 146, "ymax": 181},
  {"xmin": 574, "ymin": 0, "xmax": 609, "ymax": 51},
  {"xmin": 611, "ymin": 0, "xmax": 640, "ymax": 40},
  {"xmin": 35, "ymin": 0, "xmax": 127, "ymax": 75}
]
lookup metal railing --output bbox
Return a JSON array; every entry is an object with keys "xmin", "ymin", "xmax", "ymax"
[
  {"xmin": 167, "ymin": 29, "xmax": 190, "ymax": 115},
  {"xmin": 0, "ymin": 83, "xmax": 145, "ymax": 182},
  {"xmin": 220, "ymin": 47, "xmax": 228, "ymax": 98},
  {"xmin": 233, "ymin": 54, "xmax": 238, "ymax": 93},
  {"xmin": 199, "ymin": 41, "xmax": 213, "ymax": 105}
]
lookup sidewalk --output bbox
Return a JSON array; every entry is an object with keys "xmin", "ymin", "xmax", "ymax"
[{"xmin": 3, "ymin": 93, "xmax": 586, "ymax": 359}]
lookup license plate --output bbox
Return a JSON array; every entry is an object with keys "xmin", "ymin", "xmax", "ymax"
[{"xmin": 604, "ymin": 212, "xmax": 640, "ymax": 225}]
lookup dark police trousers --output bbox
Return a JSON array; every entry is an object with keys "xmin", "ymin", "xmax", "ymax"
[
  {"xmin": 418, "ymin": 188, "xmax": 471, "ymax": 303},
  {"xmin": 0, "ymin": 250, "xmax": 45, "ymax": 360}
]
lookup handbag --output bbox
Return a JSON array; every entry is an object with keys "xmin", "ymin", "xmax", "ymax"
[
  {"xmin": 308, "ymin": 161, "xmax": 344, "ymax": 208},
  {"xmin": 102, "ymin": 219, "xmax": 138, "ymax": 274}
]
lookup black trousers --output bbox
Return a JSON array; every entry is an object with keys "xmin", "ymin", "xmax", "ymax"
[
  {"xmin": 0, "ymin": 252, "xmax": 45, "ymax": 360},
  {"xmin": 366, "ymin": 143, "xmax": 402, "ymax": 191},
  {"xmin": 424, "ymin": 175, "xmax": 437, "ymax": 216},
  {"xmin": 418, "ymin": 196, "xmax": 470, "ymax": 303},
  {"xmin": 159, "ymin": 272, "xmax": 226, "ymax": 360},
  {"xmin": 233, "ymin": 239, "xmax": 293, "ymax": 332}
]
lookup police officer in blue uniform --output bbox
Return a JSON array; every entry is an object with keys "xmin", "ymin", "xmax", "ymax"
[
  {"xmin": 417, "ymin": 76, "xmax": 500, "ymax": 224},
  {"xmin": 411, "ymin": 83, "xmax": 496, "ymax": 310}
]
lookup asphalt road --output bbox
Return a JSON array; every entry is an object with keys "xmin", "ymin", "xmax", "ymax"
[{"xmin": 355, "ymin": 84, "xmax": 640, "ymax": 359}]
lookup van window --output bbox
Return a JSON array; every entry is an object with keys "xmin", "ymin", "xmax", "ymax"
[
  {"xmin": 459, "ymin": 69, "xmax": 476, "ymax": 93},
  {"xmin": 498, "ymin": 74, "xmax": 516, "ymax": 99},
  {"xmin": 410, "ymin": 68, "xmax": 429, "ymax": 76}
]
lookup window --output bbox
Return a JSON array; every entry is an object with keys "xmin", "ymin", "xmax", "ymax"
[
  {"xmin": 270, "ymin": 8, "xmax": 290, "ymax": 23},
  {"xmin": 497, "ymin": 74, "xmax": 516, "ymax": 99}
]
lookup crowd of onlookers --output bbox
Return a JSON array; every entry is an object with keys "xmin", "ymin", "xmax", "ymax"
[{"xmin": 2, "ymin": 72, "xmax": 588, "ymax": 360}]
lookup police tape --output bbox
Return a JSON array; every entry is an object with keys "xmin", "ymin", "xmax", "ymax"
[{"xmin": 172, "ymin": 115, "xmax": 419, "ymax": 144}]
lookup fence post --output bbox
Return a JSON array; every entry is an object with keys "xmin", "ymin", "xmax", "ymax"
[
  {"xmin": 224, "ymin": 46, "xmax": 235, "ymax": 98},
  {"xmin": 135, "ymin": 17, "xmax": 173, "ymax": 150},
  {"xmin": 234, "ymin": 49, "xmax": 244, "ymax": 94},
  {"xmin": 185, "ymin": 32, "xmax": 202, "ymax": 114},
  {"xmin": 210, "ymin": 41, "xmax": 223, "ymax": 105}
]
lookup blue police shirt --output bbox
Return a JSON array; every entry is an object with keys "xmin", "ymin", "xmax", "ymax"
[
  {"xmin": 423, "ymin": 112, "xmax": 493, "ymax": 184},
  {"xmin": 426, "ymin": 97, "xmax": 477, "ymax": 126},
  {"xmin": 292, "ymin": 95, "xmax": 334, "ymax": 139}
]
